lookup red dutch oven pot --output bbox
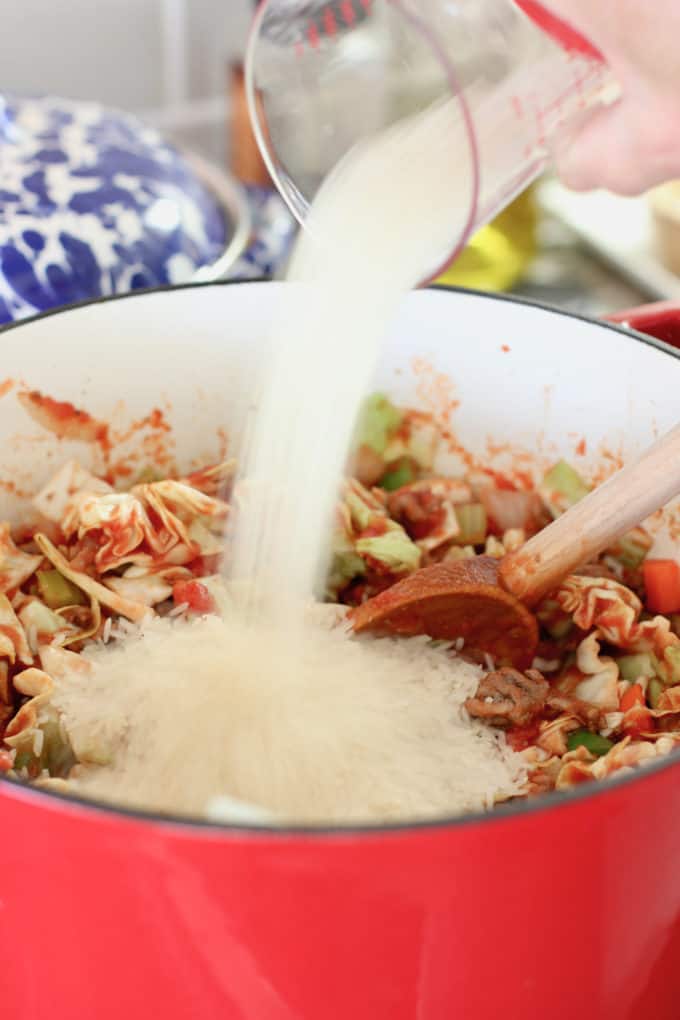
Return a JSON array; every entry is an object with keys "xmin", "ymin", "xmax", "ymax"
[{"xmin": 0, "ymin": 285, "xmax": 678, "ymax": 1019}]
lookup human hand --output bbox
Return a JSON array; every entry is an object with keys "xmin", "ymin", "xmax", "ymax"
[{"xmin": 546, "ymin": 0, "xmax": 680, "ymax": 195}]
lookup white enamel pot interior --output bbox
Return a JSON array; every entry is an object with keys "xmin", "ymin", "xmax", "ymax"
[{"xmin": 0, "ymin": 282, "xmax": 678, "ymax": 547}]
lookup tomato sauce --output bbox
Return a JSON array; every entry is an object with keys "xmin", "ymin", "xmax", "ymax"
[{"xmin": 19, "ymin": 390, "xmax": 109, "ymax": 444}]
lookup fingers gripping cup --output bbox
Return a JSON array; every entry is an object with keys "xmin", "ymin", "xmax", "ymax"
[{"xmin": 246, "ymin": 0, "xmax": 618, "ymax": 282}]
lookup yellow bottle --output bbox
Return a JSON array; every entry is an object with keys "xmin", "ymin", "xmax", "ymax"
[{"xmin": 436, "ymin": 186, "xmax": 538, "ymax": 292}]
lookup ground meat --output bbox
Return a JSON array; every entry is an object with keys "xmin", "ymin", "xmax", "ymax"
[
  {"xmin": 387, "ymin": 487, "xmax": 445, "ymax": 542},
  {"xmin": 465, "ymin": 667, "xmax": 549, "ymax": 729}
]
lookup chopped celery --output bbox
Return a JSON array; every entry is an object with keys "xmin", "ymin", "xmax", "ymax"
[
  {"xmin": 537, "ymin": 598, "xmax": 573, "ymax": 640},
  {"xmin": 354, "ymin": 394, "xmax": 402, "ymax": 455},
  {"xmin": 567, "ymin": 729, "xmax": 614, "ymax": 757},
  {"xmin": 380, "ymin": 459, "xmax": 415, "ymax": 492},
  {"xmin": 662, "ymin": 645, "xmax": 680, "ymax": 687},
  {"xmin": 18, "ymin": 600, "xmax": 77, "ymax": 652},
  {"xmin": 543, "ymin": 460, "xmax": 590, "ymax": 502},
  {"xmin": 542, "ymin": 461, "xmax": 590, "ymax": 514},
  {"xmin": 608, "ymin": 527, "xmax": 653, "ymax": 570},
  {"xmin": 40, "ymin": 717, "xmax": 76, "ymax": 776},
  {"xmin": 345, "ymin": 490, "xmax": 375, "ymax": 532},
  {"xmin": 445, "ymin": 545, "xmax": 476, "ymax": 562},
  {"xmin": 327, "ymin": 548, "xmax": 366, "ymax": 595},
  {"xmin": 454, "ymin": 504, "xmax": 487, "ymax": 546},
  {"xmin": 12, "ymin": 752, "xmax": 32, "ymax": 772},
  {"xmin": 355, "ymin": 529, "xmax": 421, "ymax": 574},
  {"xmin": 649, "ymin": 678, "xmax": 664, "ymax": 710},
  {"xmin": 617, "ymin": 653, "xmax": 656, "ymax": 682},
  {"xmin": 37, "ymin": 569, "xmax": 87, "ymax": 609},
  {"xmin": 384, "ymin": 417, "xmax": 438, "ymax": 471}
]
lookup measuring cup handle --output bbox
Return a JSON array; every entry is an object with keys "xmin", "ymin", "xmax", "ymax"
[{"xmin": 606, "ymin": 301, "xmax": 680, "ymax": 351}]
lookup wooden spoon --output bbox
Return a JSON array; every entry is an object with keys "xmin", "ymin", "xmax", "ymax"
[{"xmin": 351, "ymin": 422, "xmax": 680, "ymax": 668}]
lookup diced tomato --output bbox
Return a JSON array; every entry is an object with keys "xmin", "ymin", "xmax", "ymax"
[
  {"xmin": 643, "ymin": 560, "xmax": 680, "ymax": 615},
  {"xmin": 506, "ymin": 721, "xmax": 541, "ymax": 752},
  {"xmin": 172, "ymin": 580, "xmax": 216, "ymax": 615},
  {"xmin": 0, "ymin": 750, "xmax": 14, "ymax": 772},
  {"xmin": 620, "ymin": 683, "xmax": 645, "ymax": 713},
  {"xmin": 622, "ymin": 704, "xmax": 655, "ymax": 740}
]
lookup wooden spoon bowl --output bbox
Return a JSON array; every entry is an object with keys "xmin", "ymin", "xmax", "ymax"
[{"xmin": 351, "ymin": 556, "xmax": 538, "ymax": 669}]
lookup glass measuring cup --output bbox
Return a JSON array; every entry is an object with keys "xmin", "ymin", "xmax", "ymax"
[{"xmin": 245, "ymin": 0, "xmax": 620, "ymax": 281}]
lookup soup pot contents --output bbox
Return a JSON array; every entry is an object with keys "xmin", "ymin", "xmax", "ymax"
[
  {"xmin": 352, "ymin": 417, "xmax": 680, "ymax": 668},
  {"xmin": 1, "ymin": 394, "xmax": 678, "ymax": 823},
  {"xmin": 44, "ymin": 612, "xmax": 523, "ymax": 823},
  {"xmin": 2, "ymin": 58, "xmax": 678, "ymax": 824}
]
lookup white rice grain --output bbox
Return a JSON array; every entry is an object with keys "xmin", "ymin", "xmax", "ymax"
[
  {"xmin": 33, "ymin": 729, "xmax": 44, "ymax": 757},
  {"xmin": 51, "ymin": 613, "xmax": 526, "ymax": 825},
  {"xmin": 168, "ymin": 603, "xmax": 189, "ymax": 619}
]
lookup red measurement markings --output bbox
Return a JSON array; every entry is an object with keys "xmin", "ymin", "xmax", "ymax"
[
  {"xmin": 514, "ymin": 0, "xmax": 604, "ymax": 61},
  {"xmin": 340, "ymin": 0, "xmax": 355, "ymax": 25},
  {"xmin": 540, "ymin": 71, "xmax": 598, "ymax": 123},
  {"xmin": 572, "ymin": 66, "xmax": 587, "ymax": 110},
  {"xmin": 324, "ymin": 6, "xmax": 338, "ymax": 36},
  {"xmin": 307, "ymin": 20, "xmax": 320, "ymax": 48},
  {"xmin": 534, "ymin": 99, "xmax": 546, "ymax": 148}
]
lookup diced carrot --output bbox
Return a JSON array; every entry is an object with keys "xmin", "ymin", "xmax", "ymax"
[
  {"xmin": 622, "ymin": 704, "xmax": 655, "ymax": 740},
  {"xmin": 0, "ymin": 750, "xmax": 14, "ymax": 772},
  {"xmin": 620, "ymin": 683, "xmax": 645, "ymax": 713},
  {"xmin": 643, "ymin": 560, "xmax": 680, "ymax": 615},
  {"xmin": 172, "ymin": 580, "xmax": 216, "ymax": 615}
]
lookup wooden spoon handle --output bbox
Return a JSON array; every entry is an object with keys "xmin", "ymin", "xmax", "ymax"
[{"xmin": 499, "ymin": 421, "xmax": 680, "ymax": 607}]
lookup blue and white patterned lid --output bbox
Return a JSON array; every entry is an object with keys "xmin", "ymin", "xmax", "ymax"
[
  {"xmin": 230, "ymin": 186, "xmax": 297, "ymax": 280},
  {"xmin": 0, "ymin": 94, "xmax": 238, "ymax": 324}
]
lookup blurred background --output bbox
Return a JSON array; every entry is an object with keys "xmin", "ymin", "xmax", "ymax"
[
  {"xmin": 1, "ymin": 0, "xmax": 679, "ymax": 322},
  {"xmin": 0, "ymin": 0, "xmax": 250, "ymax": 161}
]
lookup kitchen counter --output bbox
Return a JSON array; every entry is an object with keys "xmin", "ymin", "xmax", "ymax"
[{"xmin": 513, "ymin": 215, "xmax": 650, "ymax": 318}]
